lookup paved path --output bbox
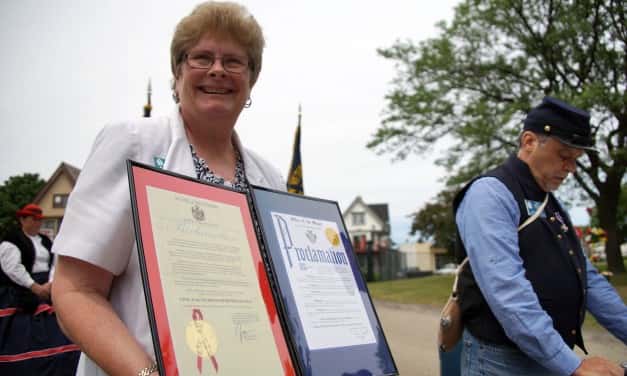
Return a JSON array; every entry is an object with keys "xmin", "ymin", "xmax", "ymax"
[{"xmin": 374, "ymin": 300, "xmax": 627, "ymax": 376}]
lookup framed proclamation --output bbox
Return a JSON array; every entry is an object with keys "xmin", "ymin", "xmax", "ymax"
[
  {"xmin": 128, "ymin": 161, "xmax": 296, "ymax": 376},
  {"xmin": 250, "ymin": 186, "xmax": 398, "ymax": 376}
]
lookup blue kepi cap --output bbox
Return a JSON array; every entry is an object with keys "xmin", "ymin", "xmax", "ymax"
[{"xmin": 524, "ymin": 96, "xmax": 597, "ymax": 151}]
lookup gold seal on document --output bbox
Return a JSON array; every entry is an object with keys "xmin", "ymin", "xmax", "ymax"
[
  {"xmin": 324, "ymin": 227, "xmax": 340, "ymax": 247},
  {"xmin": 185, "ymin": 319, "xmax": 219, "ymax": 357}
]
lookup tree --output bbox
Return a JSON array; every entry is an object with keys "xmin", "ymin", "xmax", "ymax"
[
  {"xmin": 589, "ymin": 184, "xmax": 627, "ymax": 247},
  {"xmin": 369, "ymin": 0, "xmax": 626, "ymax": 273},
  {"xmin": 410, "ymin": 189, "xmax": 457, "ymax": 255},
  {"xmin": 0, "ymin": 174, "xmax": 46, "ymax": 239}
]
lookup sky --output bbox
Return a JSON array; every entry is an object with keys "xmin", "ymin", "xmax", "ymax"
[{"xmin": 0, "ymin": 0, "xmax": 588, "ymax": 244}]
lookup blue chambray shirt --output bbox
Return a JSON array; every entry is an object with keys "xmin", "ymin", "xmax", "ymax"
[{"xmin": 456, "ymin": 177, "xmax": 627, "ymax": 375}]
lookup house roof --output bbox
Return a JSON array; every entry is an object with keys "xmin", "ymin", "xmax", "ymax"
[
  {"xmin": 343, "ymin": 196, "xmax": 389, "ymax": 226},
  {"xmin": 33, "ymin": 162, "xmax": 81, "ymax": 203},
  {"xmin": 368, "ymin": 203, "xmax": 389, "ymax": 224}
]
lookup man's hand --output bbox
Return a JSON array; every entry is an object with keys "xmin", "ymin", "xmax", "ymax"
[
  {"xmin": 30, "ymin": 282, "xmax": 51, "ymax": 300},
  {"xmin": 573, "ymin": 357, "xmax": 624, "ymax": 376}
]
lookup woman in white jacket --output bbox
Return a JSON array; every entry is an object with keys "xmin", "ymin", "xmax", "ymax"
[{"xmin": 51, "ymin": 2, "xmax": 284, "ymax": 375}]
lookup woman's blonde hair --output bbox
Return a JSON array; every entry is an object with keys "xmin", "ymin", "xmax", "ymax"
[{"xmin": 170, "ymin": 1, "xmax": 265, "ymax": 101}]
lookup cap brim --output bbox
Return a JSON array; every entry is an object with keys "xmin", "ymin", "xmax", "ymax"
[
  {"xmin": 554, "ymin": 136, "xmax": 599, "ymax": 152},
  {"xmin": 16, "ymin": 211, "xmax": 44, "ymax": 219}
]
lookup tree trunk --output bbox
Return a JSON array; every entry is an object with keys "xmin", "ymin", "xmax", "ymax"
[
  {"xmin": 597, "ymin": 180, "xmax": 626, "ymax": 273},
  {"xmin": 603, "ymin": 225, "xmax": 624, "ymax": 273}
]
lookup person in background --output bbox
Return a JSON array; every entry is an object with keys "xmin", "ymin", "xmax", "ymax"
[
  {"xmin": 0, "ymin": 203, "xmax": 79, "ymax": 374},
  {"xmin": 51, "ymin": 2, "xmax": 285, "ymax": 375},
  {"xmin": 454, "ymin": 97, "xmax": 626, "ymax": 375}
]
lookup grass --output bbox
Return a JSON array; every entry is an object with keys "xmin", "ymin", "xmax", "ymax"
[
  {"xmin": 367, "ymin": 260, "xmax": 627, "ymax": 332},
  {"xmin": 367, "ymin": 274, "xmax": 455, "ymax": 308}
]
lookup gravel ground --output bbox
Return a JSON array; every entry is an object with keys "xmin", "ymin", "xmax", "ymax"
[{"xmin": 374, "ymin": 300, "xmax": 627, "ymax": 376}]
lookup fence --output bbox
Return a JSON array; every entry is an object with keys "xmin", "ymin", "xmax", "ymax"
[{"xmin": 354, "ymin": 247, "xmax": 427, "ymax": 281}]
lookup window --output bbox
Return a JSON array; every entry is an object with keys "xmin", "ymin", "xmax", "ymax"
[
  {"xmin": 40, "ymin": 219, "xmax": 59, "ymax": 239},
  {"xmin": 352, "ymin": 212, "xmax": 365, "ymax": 225},
  {"xmin": 53, "ymin": 194, "xmax": 69, "ymax": 208},
  {"xmin": 41, "ymin": 219, "xmax": 56, "ymax": 231}
]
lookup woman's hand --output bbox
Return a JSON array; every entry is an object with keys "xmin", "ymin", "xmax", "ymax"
[{"xmin": 30, "ymin": 281, "xmax": 51, "ymax": 300}]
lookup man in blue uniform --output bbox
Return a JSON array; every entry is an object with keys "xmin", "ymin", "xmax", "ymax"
[{"xmin": 454, "ymin": 97, "xmax": 626, "ymax": 375}]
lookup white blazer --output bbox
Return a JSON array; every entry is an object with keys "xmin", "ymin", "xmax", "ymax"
[{"xmin": 52, "ymin": 107, "xmax": 285, "ymax": 376}]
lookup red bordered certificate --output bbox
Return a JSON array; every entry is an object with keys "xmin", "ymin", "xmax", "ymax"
[{"xmin": 128, "ymin": 161, "xmax": 296, "ymax": 376}]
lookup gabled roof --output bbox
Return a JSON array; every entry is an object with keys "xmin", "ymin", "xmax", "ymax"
[
  {"xmin": 33, "ymin": 162, "xmax": 81, "ymax": 203},
  {"xmin": 343, "ymin": 196, "xmax": 366, "ymax": 217},
  {"xmin": 368, "ymin": 203, "xmax": 389, "ymax": 224},
  {"xmin": 343, "ymin": 196, "xmax": 389, "ymax": 226}
]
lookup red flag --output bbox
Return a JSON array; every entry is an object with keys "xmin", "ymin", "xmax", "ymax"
[{"xmin": 359, "ymin": 235, "xmax": 367, "ymax": 253}]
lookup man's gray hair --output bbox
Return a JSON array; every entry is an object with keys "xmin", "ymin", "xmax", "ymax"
[{"xmin": 518, "ymin": 131, "xmax": 549, "ymax": 148}]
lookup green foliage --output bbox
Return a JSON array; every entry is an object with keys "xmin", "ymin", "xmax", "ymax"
[
  {"xmin": 372, "ymin": 0, "xmax": 626, "ymax": 272},
  {"xmin": 410, "ymin": 188, "xmax": 457, "ymax": 254},
  {"xmin": 0, "ymin": 174, "xmax": 46, "ymax": 239}
]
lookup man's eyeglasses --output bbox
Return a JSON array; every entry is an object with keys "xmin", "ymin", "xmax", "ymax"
[{"xmin": 185, "ymin": 52, "xmax": 250, "ymax": 74}]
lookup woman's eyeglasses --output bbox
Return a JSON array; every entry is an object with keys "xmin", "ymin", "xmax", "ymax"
[{"xmin": 185, "ymin": 52, "xmax": 250, "ymax": 74}]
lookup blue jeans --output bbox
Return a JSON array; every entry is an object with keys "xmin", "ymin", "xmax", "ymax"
[
  {"xmin": 461, "ymin": 330, "xmax": 561, "ymax": 375},
  {"xmin": 440, "ymin": 341, "xmax": 462, "ymax": 376}
]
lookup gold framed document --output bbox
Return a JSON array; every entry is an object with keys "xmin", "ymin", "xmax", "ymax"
[{"xmin": 128, "ymin": 161, "xmax": 296, "ymax": 376}]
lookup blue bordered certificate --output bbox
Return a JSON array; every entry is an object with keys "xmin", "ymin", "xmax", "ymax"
[{"xmin": 250, "ymin": 186, "xmax": 398, "ymax": 376}]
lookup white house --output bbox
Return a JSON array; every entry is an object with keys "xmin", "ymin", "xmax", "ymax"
[{"xmin": 342, "ymin": 196, "xmax": 390, "ymax": 253}]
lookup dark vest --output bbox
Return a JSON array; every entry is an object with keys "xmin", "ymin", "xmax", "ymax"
[
  {"xmin": 0, "ymin": 228, "xmax": 53, "ymax": 287},
  {"xmin": 453, "ymin": 154, "xmax": 587, "ymax": 351}
]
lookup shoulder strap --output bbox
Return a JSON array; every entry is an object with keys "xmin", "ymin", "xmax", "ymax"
[
  {"xmin": 452, "ymin": 193, "xmax": 548, "ymax": 293},
  {"xmin": 452, "ymin": 258, "xmax": 470, "ymax": 294}
]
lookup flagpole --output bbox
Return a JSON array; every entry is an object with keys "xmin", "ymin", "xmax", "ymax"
[
  {"xmin": 143, "ymin": 79, "xmax": 152, "ymax": 118},
  {"xmin": 298, "ymin": 103, "xmax": 301, "ymax": 129},
  {"xmin": 287, "ymin": 105, "xmax": 304, "ymax": 194}
]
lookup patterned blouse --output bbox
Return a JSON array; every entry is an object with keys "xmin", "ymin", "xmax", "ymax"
[{"xmin": 190, "ymin": 144, "xmax": 248, "ymax": 192}]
